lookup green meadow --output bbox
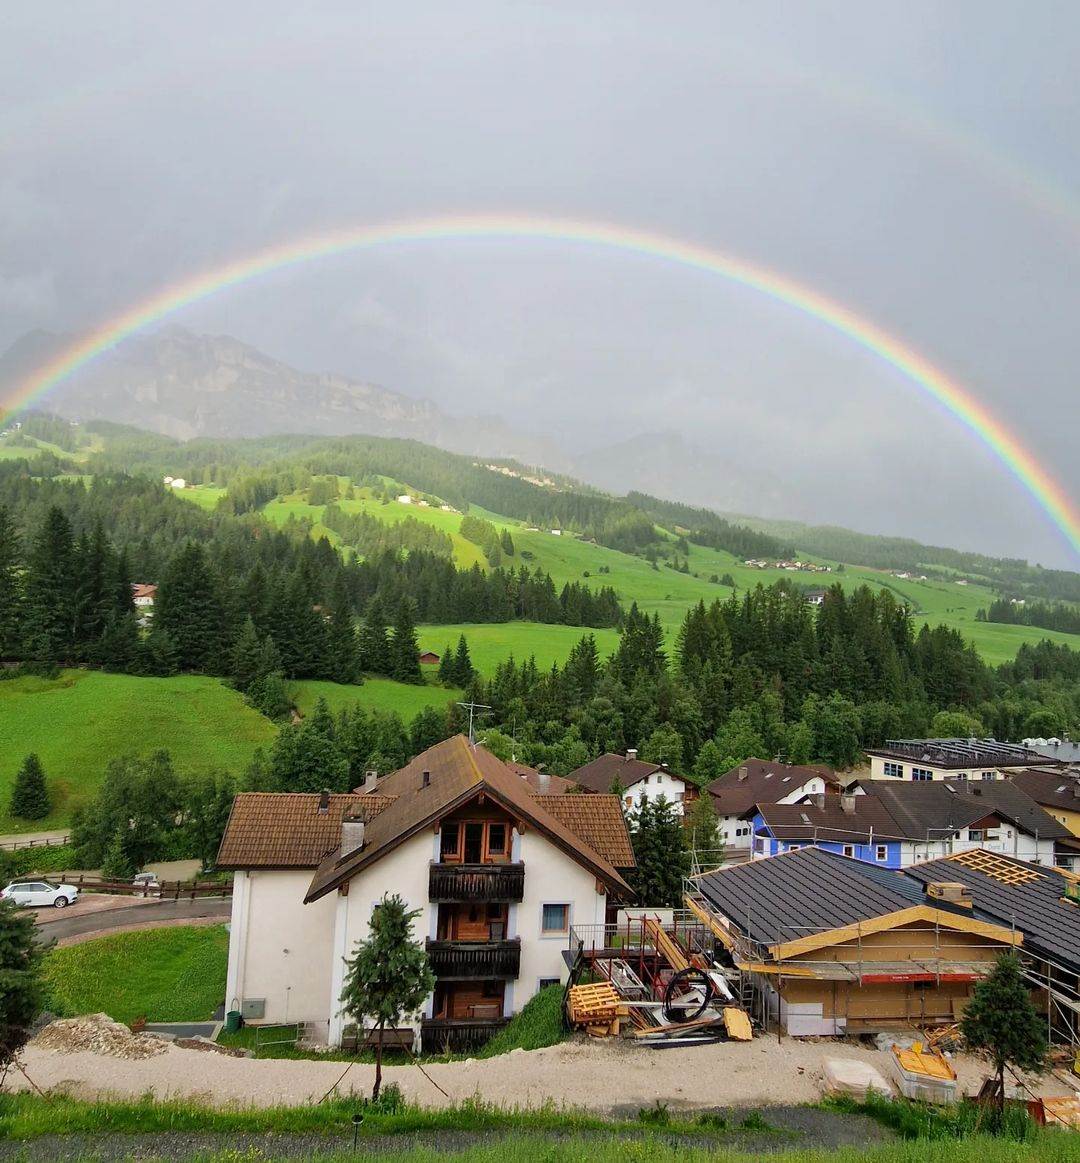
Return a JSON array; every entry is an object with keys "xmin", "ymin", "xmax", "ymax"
[
  {"xmin": 0, "ymin": 671, "xmax": 276, "ymax": 832},
  {"xmin": 418, "ymin": 621, "xmax": 621, "ymax": 675},
  {"xmin": 291, "ymin": 675, "xmax": 461, "ymax": 718}
]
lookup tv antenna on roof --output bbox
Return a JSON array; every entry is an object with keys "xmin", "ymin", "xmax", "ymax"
[{"xmin": 457, "ymin": 700, "xmax": 492, "ymax": 746}]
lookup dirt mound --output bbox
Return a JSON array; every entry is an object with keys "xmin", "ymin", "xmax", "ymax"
[{"xmin": 33, "ymin": 1013, "xmax": 168, "ymax": 1059}]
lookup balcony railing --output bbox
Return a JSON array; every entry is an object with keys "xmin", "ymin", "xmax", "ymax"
[
  {"xmin": 420, "ymin": 1017, "xmax": 509, "ymax": 1054},
  {"xmin": 428, "ymin": 862, "xmax": 524, "ymax": 902},
  {"xmin": 425, "ymin": 937, "xmax": 521, "ymax": 979}
]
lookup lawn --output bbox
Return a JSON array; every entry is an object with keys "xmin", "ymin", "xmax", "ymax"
[
  {"xmin": 291, "ymin": 676, "xmax": 462, "ymax": 719},
  {"xmin": 0, "ymin": 671, "xmax": 276, "ymax": 831},
  {"xmin": 417, "ymin": 622, "xmax": 621, "ymax": 675},
  {"xmin": 173, "ymin": 484, "xmax": 227, "ymax": 510},
  {"xmin": 42, "ymin": 925, "xmax": 229, "ymax": 1024}
]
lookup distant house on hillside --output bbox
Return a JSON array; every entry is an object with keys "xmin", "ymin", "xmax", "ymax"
[
  {"xmin": 131, "ymin": 583, "xmax": 157, "ymax": 608},
  {"xmin": 569, "ymin": 750, "xmax": 693, "ymax": 815},
  {"xmin": 397, "ymin": 494, "xmax": 413, "ymax": 504},
  {"xmin": 804, "ymin": 588, "xmax": 828, "ymax": 606},
  {"xmin": 864, "ymin": 738, "xmax": 1060, "ymax": 783},
  {"xmin": 419, "ymin": 650, "xmax": 440, "ymax": 665}
]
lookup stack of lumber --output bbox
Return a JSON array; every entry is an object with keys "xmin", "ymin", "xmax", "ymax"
[{"xmin": 567, "ymin": 982, "xmax": 627, "ymax": 1037}]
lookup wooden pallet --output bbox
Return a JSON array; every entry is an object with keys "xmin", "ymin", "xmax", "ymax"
[{"xmin": 567, "ymin": 982, "xmax": 621, "ymax": 1027}]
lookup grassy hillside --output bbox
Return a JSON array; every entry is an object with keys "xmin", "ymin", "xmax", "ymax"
[
  {"xmin": 291, "ymin": 675, "xmax": 461, "ymax": 717},
  {"xmin": 418, "ymin": 622, "xmax": 621, "ymax": 675},
  {"xmin": 0, "ymin": 671, "xmax": 276, "ymax": 832}
]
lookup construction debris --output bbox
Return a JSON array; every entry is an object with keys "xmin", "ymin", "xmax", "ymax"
[
  {"xmin": 33, "ymin": 1013, "xmax": 168, "ymax": 1060},
  {"xmin": 567, "ymin": 983, "xmax": 627, "ymax": 1036},
  {"xmin": 822, "ymin": 1057, "xmax": 893, "ymax": 1098}
]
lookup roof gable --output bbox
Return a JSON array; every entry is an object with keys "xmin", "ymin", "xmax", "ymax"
[{"xmin": 569, "ymin": 753, "xmax": 670, "ymax": 793}]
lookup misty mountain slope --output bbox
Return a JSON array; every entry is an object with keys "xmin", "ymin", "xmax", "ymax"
[{"xmin": 0, "ymin": 327, "xmax": 555, "ymax": 461}]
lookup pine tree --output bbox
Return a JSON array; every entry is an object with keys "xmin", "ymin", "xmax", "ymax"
[
  {"xmin": 499, "ymin": 528, "xmax": 515, "ymax": 556},
  {"xmin": 23, "ymin": 506, "xmax": 78, "ymax": 663},
  {"xmin": 358, "ymin": 597, "xmax": 391, "ymax": 676},
  {"xmin": 325, "ymin": 574, "xmax": 360, "ymax": 684},
  {"xmin": 452, "ymin": 634, "xmax": 474, "ymax": 686},
  {"xmin": 9, "ymin": 754, "xmax": 50, "ymax": 820},
  {"xmin": 112, "ymin": 547, "xmax": 135, "ymax": 618},
  {"xmin": 339, "ymin": 894, "xmax": 435, "ymax": 1100},
  {"xmin": 960, "ymin": 952, "xmax": 1047, "ymax": 1112},
  {"xmin": 229, "ymin": 616, "xmax": 265, "ymax": 691},
  {"xmin": 156, "ymin": 542, "xmax": 228, "ymax": 672},
  {"xmin": 0, "ymin": 505, "xmax": 22, "ymax": 658},
  {"xmin": 101, "ymin": 826, "xmax": 135, "ymax": 880},
  {"xmin": 0, "ymin": 893, "xmax": 45, "ymax": 1070},
  {"xmin": 686, "ymin": 789, "xmax": 722, "ymax": 865},
  {"xmin": 390, "ymin": 600, "xmax": 422, "ymax": 685},
  {"xmin": 630, "ymin": 797, "xmax": 690, "ymax": 908},
  {"xmin": 437, "ymin": 643, "xmax": 455, "ymax": 686},
  {"xmin": 73, "ymin": 520, "xmax": 113, "ymax": 656}
]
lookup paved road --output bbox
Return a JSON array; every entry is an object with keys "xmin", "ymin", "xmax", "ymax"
[
  {"xmin": 0, "ymin": 828, "xmax": 69, "ymax": 849},
  {"xmin": 33, "ymin": 897, "xmax": 231, "ymax": 944}
]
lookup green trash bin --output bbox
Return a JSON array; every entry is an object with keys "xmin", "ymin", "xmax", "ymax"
[{"xmin": 225, "ymin": 1010, "xmax": 243, "ymax": 1034}]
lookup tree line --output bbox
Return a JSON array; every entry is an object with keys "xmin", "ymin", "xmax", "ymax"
[{"xmin": 978, "ymin": 597, "xmax": 1080, "ymax": 636}]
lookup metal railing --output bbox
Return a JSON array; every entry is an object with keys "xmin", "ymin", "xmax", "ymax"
[
  {"xmin": 420, "ymin": 1017, "xmax": 510, "ymax": 1054},
  {"xmin": 428, "ymin": 862, "xmax": 524, "ymax": 902}
]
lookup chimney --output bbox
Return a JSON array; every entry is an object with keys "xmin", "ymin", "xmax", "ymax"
[
  {"xmin": 361, "ymin": 771, "xmax": 378, "ymax": 792},
  {"xmin": 813, "ymin": 792, "xmax": 826, "ymax": 809},
  {"xmin": 841, "ymin": 793, "xmax": 857, "ymax": 815},
  {"xmin": 660, "ymin": 761, "xmax": 668, "ymax": 771},
  {"xmin": 626, "ymin": 748, "xmax": 638, "ymax": 761},
  {"xmin": 422, "ymin": 769, "xmax": 431, "ymax": 789},
  {"xmin": 317, "ymin": 789, "xmax": 330, "ymax": 814},
  {"xmin": 738, "ymin": 766, "xmax": 748, "ymax": 782},
  {"xmin": 340, "ymin": 815, "xmax": 365, "ymax": 856},
  {"xmin": 539, "ymin": 770, "xmax": 550, "ymax": 791},
  {"xmin": 926, "ymin": 881, "xmax": 973, "ymax": 910}
]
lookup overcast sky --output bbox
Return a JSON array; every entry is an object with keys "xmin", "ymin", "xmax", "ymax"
[{"xmin": 2, "ymin": 3, "xmax": 1079, "ymax": 566}]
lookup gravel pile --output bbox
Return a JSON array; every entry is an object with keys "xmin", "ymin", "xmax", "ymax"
[{"xmin": 33, "ymin": 1013, "xmax": 168, "ymax": 1060}]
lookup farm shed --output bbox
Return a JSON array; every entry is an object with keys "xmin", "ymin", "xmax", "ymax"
[{"xmin": 687, "ymin": 846, "xmax": 1019, "ymax": 1037}]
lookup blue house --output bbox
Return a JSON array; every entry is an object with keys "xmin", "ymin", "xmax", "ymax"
[{"xmin": 747, "ymin": 793, "xmax": 912, "ymax": 869}]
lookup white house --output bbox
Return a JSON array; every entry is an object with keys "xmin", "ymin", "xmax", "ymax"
[
  {"xmin": 131, "ymin": 583, "xmax": 157, "ymax": 608},
  {"xmin": 864, "ymin": 739, "xmax": 1061, "ymax": 783},
  {"xmin": 569, "ymin": 750, "xmax": 691, "ymax": 816},
  {"xmin": 706, "ymin": 758, "xmax": 840, "ymax": 853},
  {"xmin": 217, "ymin": 737, "xmax": 634, "ymax": 1051}
]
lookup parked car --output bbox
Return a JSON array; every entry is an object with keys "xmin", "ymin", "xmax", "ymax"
[
  {"xmin": 1, "ymin": 881, "xmax": 79, "ymax": 909},
  {"xmin": 132, "ymin": 871, "xmax": 159, "ymax": 889}
]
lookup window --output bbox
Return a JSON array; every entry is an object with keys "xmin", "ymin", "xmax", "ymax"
[
  {"xmin": 787, "ymin": 843, "xmax": 805, "ymax": 851},
  {"xmin": 487, "ymin": 823, "xmax": 507, "ymax": 857},
  {"xmin": 981, "ymin": 771, "xmax": 995, "ymax": 781},
  {"xmin": 876, "ymin": 845, "xmax": 888, "ymax": 861},
  {"xmin": 541, "ymin": 903, "xmax": 570, "ymax": 934},
  {"xmin": 440, "ymin": 819, "xmax": 513, "ymax": 864},
  {"xmin": 883, "ymin": 762, "xmax": 904, "ymax": 778},
  {"xmin": 842, "ymin": 844, "xmax": 855, "ymax": 857},
  {"xmin": 440, "ymin": 822, "xmax": 459, "ymax": 860},
  {"xmin": 912, "ymin": 768, "xmax": 933, "ymax": 781},
  {"xmin": 969, "ymin": 829, "xmax": 984, "ymax": 842},
  {"xmin": 538, "ymin": 977, "xmax": 561, "ymax": 990},
  {"xmin": 954, "ymin": 772, "xmax": 968, "ymax": 781}
]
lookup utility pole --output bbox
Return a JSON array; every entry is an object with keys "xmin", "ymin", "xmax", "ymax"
[{"xmin": 457, "ymin": 700, "xmax": 492, "ymax": 746}]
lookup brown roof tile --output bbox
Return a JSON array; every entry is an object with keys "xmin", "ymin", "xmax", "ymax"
[
  {"xmin": 216, "ymin": 792, "xmax": 395, "ymax": 870},
  {"xmin": 570, "ymin": 753, "xmax": 667, "ymax": 794},
  {"xmin": 707, "ymin": 758, "xmax": 838, "ymax": 817},
  {"xmin": 536, "ymin": 794, "xmax": 635, "ymax": 867}
]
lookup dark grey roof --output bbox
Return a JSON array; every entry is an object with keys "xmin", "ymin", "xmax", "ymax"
[
  {"xmin": 754, "ymin": 796, "xmax": 910, "ymax": 843},
  {"xmin": 1009, "ymin": 768, "xmax": 1080, "ymax": 813},
  {"xmin": 695, "ymin": 846, "xmax": 922, "ymax": 947},
  {"xmin": 862, "ymin": 780, "xmax": 1071, "ymax": 841},
  {"xmin": 570, "ymin": 753, "xmax": 667, "ymax": 794},
  {"xmin": 904, "ymin": 856, "xmax": 1080, "ymax": 973},
  {"xmin": 867, "ymin": 738, "xmax": 1059, "ymax": 769},
  {"xmin": 1023, "ymin": 741, "xmax": 1080, "ymax": 764}
]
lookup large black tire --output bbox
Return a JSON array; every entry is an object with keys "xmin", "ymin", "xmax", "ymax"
[
  {"xmin": 52, "ymin": 895, "xmax": 69, "ymax": 909},
  {"xmin": 662, "ymin": 967, "xmax": 714, "ymax": 1022}
]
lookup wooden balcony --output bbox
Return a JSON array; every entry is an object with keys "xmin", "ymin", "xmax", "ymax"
[
  {"xmin": 428, "ymin": 862, "xmax": 524, "ymax": 903},
  {"xmin": 425, "ymin": 937, "xmax": 521, "ymax": 979},
  {"xmin": 420, "ymin": 1017, "xmax": 510, "ymax": 1054}
]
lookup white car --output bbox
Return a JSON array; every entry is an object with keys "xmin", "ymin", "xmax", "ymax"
[{"xmin": 1, "ymin": 881, "xmax": 79, "ymax": 909}]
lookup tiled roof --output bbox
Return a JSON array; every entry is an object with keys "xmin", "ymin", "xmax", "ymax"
[
  {"xmin": 507, "ymin": 762, "xmax": 575, "ymax": 795},
  {"xmin": 216, "ymin": 792, "xmax": 395, "ymax": 869},
  {"xmin": 862, "ymin": 779, "xmax": 1072, "ymax": 841},
  {"xmin": 570, "ymin": 753, "xmax": 668, "ymax": 793},
  {"xmin": 305, "ymin": 736, "xmax": 632, "ymax": 902},
  {"xmin": 696, "ymin": 847, "xmax": 924, "ymax": 948},
  {"xmin": 536, "ymin": 794, "xmax": 635, "ymax": 867},
  {"xmin": 755, "ymin": 796, "xmax": 909, "ymax": 843},
  {"xmin": 905, "ymin": 853, "xmax": 1080, "ymax": 973},
  {"xmin": 1009, "ymin": 768, "xmax": 1080, "ymax": 814},
  {"xmin": 707, "ymin": 758, "xmax": 838, "ymax": 817}
]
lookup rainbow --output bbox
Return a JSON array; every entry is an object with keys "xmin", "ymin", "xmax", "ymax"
[{"xmin": 6, "ymin": 211, "xmax": 1079, "ymax": 559}]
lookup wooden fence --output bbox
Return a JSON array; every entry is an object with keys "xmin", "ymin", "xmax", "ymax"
[
  {"xmin": 0, "ymin": 834, "xmax": 71, "ymax": 851},
  {"xmin": 41, "ymin": 874, "xmax": 232, "ymax": 900}
]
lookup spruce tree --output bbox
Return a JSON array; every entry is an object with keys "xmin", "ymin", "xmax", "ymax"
[
  {"xmin": 452, "ymin": 634, "xmax": 474, "ymax": 686},
  {"xmin": 156, "ymin": 542, "xmax": 227, "ymax": 672},
  {"xmin": 0, "ymin": 505, "xmax": 22, "ymax": 658},
  {"xmin": 390, "ymin": 600, "xmax": 422, "ymax": 684},
  {"xmin": 23, "ymin": 505, "xmax": 78, "ymax": 663},
  {"xmin": 0, "ymin": 895, "xmax": 45, "ymax": 1071},
  {"xmin": 358, "ymin": 597, "xmax": 391, "ymax": 675},
  {"xmin": 113, "ymin": 546, "xmax": 135, "ymax": 617},
  {"xmin": 339, "ymin": 893, "xmax": 435, "ymax": 1100},
  {"xmin": 960, "ymin": 952, "xmax": 1046, "ymax": 1111},
  {"xmin": 686, "ymin": 789, "xmax": 722, "ymax": 865},
  {"xmin": 325, "ymin": 574, "xmax": 360, "ymax": 684},
  {"xmin": 10, "ymin": 754, "xmax": 50, "ymax": 821},
  {"xmin": 630, "ymin": 797, "xmax": 690, "ymax": 908},
  {"xmin": 73, "ymin": 521, "xmax": 113, "ymax": 656},
  {"xmin": 437, "ymin": 643, "xmax": 455, "ymax": 686}
]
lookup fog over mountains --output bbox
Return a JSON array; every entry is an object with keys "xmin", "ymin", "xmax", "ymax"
[{"xmin": 0, "ymin": 327, "xmax": 787, "ymax": 518}]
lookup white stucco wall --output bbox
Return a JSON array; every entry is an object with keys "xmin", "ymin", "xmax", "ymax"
[
  {"xmin": 224, "ymin": 869, "xmax": 337, "ymax": 1028},
  {"xmin": 515, "ymin": 828, "xmax": 607, "ymax": 1002},
  {"xmin": 623, "ymin": 770, "xmax": 687, "ymax": 815}
]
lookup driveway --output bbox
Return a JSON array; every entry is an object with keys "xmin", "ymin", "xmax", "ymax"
[{"xmin": 32, "ymin": 897, "xmax": 231, "ymax": 944}]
